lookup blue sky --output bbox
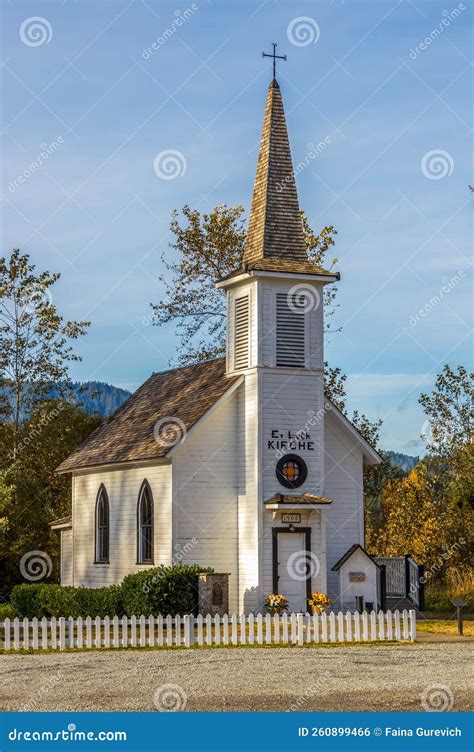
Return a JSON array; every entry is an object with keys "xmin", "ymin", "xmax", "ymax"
[{"xmin": 1, "ymin": 0, "xmax": 472, "ymax": 454}]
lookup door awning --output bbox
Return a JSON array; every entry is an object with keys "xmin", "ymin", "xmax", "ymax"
[{"xmin": 264, "ymin": 493, "xmax": 333, "ymax": 510}]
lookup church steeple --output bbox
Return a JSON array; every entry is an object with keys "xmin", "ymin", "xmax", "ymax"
[
  {"xmin": 244, "ymin": 78, "xmax": 307, "ymax": 266},
  {"xmin": 218, "ymin": 72, "xmax": 339, "ymax": 284}
]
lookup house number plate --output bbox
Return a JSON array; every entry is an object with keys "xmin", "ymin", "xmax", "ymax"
[{"xmin": 282, "ymin": 513, "xmax": 301, "ymax": 523}]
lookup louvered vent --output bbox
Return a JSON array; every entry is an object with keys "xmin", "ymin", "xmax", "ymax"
[
  {"xmin": 234, "ymin": 295, "xmax": 249, "ymax": 370},
  {"xmin": 276, "ymin": 293, "xmax": 306, "ymax": 367}
]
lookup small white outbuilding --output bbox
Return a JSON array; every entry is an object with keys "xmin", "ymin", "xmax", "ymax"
[{"xmin": 332, "ymin": 544, "xmax": 384, "ymax": 612}]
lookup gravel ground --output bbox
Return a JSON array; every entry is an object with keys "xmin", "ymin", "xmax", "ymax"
[{"xmin": 1, "ymin": 642, "xmax": 472, "ymax": 712}]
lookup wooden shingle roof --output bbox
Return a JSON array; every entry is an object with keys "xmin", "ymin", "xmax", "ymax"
[
  {"xmin": 264, "ymin": 493, "xmax": 333, "ymax": 506},
  {"xmin": 242, "ymin": 79, "xmax": 335, "ymax": 280},
  {"xmin": 56, "ymin": 359, "xmax": 240, "ymax": 473},
  {"xmin": 244, "ymin": 79, "xmax": 307, "ymax": 265}
]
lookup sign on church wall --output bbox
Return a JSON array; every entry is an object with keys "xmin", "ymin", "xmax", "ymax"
[{"xmin": 267, "ymin": 429, "xmax": 315, "ymax": 454}]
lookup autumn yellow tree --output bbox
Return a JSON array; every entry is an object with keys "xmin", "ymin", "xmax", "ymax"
[{"xmin": 367, "ymin": 463, "xmax": 471, "ymax": 582}]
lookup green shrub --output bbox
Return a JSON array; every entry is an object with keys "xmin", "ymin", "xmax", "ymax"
[
  {"xmin": 39, "ymin": 585, "xmax": 80, "ymax": 617},
  {"xmin": 10, "ymin": 584, "xmax": 47, "ymax": 619},
  {"xmin": 121, "ymin": 564, "xmax": 213, "ymax": 616},
  {"xmin": 74, "ymin": 585, "xmax": 123, "ymax": 618},
  {"xmin": 10, "ymin": 583, "xmax": 123, "ymax": 618},
  {"xmin": 9, "ymin": 564, "xmax": 213, "ymax": 618},
  {"xmin": 0, "ymin": 603, "xmax": 14, "ymax": 620}
]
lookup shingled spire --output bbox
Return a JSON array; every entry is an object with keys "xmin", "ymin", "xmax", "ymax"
[{"xmin": 244, "ymin": 79, "xmax": 307, "ymax": 265}]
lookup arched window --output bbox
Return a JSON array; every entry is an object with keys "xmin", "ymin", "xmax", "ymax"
[
  {"xmin": 137, "ymin": 481, "xmax": 154, "ymax": 564},
  {"xmin": 95, "ymin": 485, "xmax": 109, "ymax": 563}
]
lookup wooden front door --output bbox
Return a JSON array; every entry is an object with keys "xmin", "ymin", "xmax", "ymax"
[{"xmin": 277, "ymin": 532, "xmax": 307, "ymax": 613}]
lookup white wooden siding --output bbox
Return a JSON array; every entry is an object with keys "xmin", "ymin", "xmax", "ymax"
[
  {"xmin": 237, "ymin": 371, "xmax": 260, "ymax": 612},
  {"xmin": 71, "ymin": 463, "xmax": 172, "ymax": 588},
  {"xmin": 323, "ymin": 411, "xmax": 365, "ymax": 609},
  {"xmin": 261, "ymin": 369, "xmax": 324, "ymax": 502},
  {"xmin": 60, "ymin": 529, "xmax": 73, "ymax": 586},
  {"xmin": 172, "ymin": 388, "xmax": 240, "ymax": 613}
]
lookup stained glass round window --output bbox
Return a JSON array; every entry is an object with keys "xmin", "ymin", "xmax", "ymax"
[{"xmin": 275, "ymin": 454, "xmax": 308, "ymax": 489}]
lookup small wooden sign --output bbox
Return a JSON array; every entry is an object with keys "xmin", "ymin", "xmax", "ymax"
[
  {"xmin": 282, "ymin": 513, "xmax": 301, "ymax": 523},
  {"xmin": 451, "ymin": 598, "xmax": 467, "ymax": 608},
  {"xmin": 349, "ymin": 572, "xmax": 366, "ymax": 583}
]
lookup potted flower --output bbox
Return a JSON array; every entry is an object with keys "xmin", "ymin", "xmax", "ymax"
[
  {"xmin": 264, "ymin": 594, "xmax": 289, "ymax": 615},
  {"xmin": 308, "ymin": 593, "xmax": 332, "ymax": 615}
]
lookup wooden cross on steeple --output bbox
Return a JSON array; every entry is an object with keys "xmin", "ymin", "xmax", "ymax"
[{"xmin": 262, "ymin": 42, "xmax": 287, "ymax": 80}]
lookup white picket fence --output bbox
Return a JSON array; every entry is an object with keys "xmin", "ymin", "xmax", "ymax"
[{"xmin": 0, "ymin": 609, "xmax": 416, "ymax": 652}]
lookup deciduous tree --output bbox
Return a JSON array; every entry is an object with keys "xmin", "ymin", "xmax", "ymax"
[
  {"xmin": 419, "ymin": 364, "xmax": 473, "ymax": 458},
  {"xmin": 0, "ymin": 400, "xmax": 101, "ymax": 599},
  {"xmin": 0, "ymin": 249, "xmax": 89, "ymax": 453},
  {"xmin": 151, "ymin": 204, "xmax": 338, "ymax": 365}
]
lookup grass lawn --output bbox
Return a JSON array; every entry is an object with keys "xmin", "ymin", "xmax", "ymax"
[{"xmin": 417, "ymin": 619, "xmax": 474, "ymax": 636}]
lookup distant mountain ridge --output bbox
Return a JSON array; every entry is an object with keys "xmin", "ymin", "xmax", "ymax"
[
  {"xmin": 384, "ymin": 451, "xmax": 419, "ymax": 472},
  {"xmin": 61, "ymin": 381, "xmax": 132, "ymax": 416},
  {"xmin": 0, "ymin": 381, "xmax": 132, "ymax": 420}
]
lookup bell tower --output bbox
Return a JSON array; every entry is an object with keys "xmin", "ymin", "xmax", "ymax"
[{"xmin": 217, "ymin": 70, "xmax": 339, "ymax": 612}]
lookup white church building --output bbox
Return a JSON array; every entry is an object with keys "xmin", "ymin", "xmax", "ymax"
[{"xmin": 54, "ymin": 74, "xmax": 383, "ymax": 614}]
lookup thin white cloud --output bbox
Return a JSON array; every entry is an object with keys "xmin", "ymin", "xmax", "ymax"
[{"xmin": 346, "ymin": 372, "xmax": 435, "ymax": 396}]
